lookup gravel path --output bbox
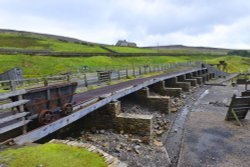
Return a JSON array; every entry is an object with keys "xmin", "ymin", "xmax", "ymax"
[{"xmin": 178, "ymin": 82, "xmax": 250, "ymax": 167}]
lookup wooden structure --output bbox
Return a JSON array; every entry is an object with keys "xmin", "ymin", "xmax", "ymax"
[
  {"xmin": 0, "ymin": 67, "xmax": 23, "ymax": 81},
  {"xmin": 97, "ymin": 71, "xmax": 111, "ymax": 83},
  {"xmin": 226, "ymin": 79, "xmax": 250, "ymax": 126},
  {"xmin": 12, "ymin": 68, "xmax": 211, "ymax": 145},
  {"xmin": 236, "ymin": 74, "xmax": 248, "ymax": 85},
  {"xmin": 11, "ymin": 82, "xmax": 78, "ymax": 125},
  {"xmin": 0, "ymin": 90, "xmax": 30, "ymax": 137}
]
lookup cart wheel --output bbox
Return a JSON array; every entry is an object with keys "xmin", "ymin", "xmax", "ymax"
[
  {"xmin": 62, "ymin": 103, "xmax": 73, "ymax": 115},
  {"xmin": 39, "ymin": 110, "xmax": 54, "ymax": 125}
]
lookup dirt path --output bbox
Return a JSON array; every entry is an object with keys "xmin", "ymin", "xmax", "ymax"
[{"xmin": 178, "ymin": 83, "xmax": 250, "ymax": 167}]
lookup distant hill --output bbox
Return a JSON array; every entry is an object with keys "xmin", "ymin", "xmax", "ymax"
[
  {"xmin": 0, "ymin": 29, "xmax": 240, "ymax": 55},
  {"xmin": 143, "ymin": 45, "xmax": 232, "ymax": 55}
]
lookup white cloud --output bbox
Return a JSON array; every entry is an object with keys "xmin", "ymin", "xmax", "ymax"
[{"xmin": 0, "ymin": 0, "xmax": 250, "ymax": 49}]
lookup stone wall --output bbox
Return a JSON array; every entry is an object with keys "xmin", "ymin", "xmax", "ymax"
[
  {"xmin": 177, "ymin": 75, "xmax": 197, "ymax": 87},
  {"xmin": 164, "ymin": 77, "xmax": 191, "ymax": 92},
  {"xmin": 79, "ymin": 100, "xmax": 153, "ymax": 136},
  {"xmin": 131, "ymin": 87, "xmax": 170, "ymax": 113},
  {"xmin": 149, "ymin": 81, "xmax": 182, "ymax": 97},
  {"xmin": 186, "ymin": 73, "xmax": 203, "ymax": 85},
  {"xmin": 115, "ymin": 113, "xmax": 153, "ymax": 136}
]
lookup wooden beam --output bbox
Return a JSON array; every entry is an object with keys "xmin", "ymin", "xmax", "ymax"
[
  {"xmin": 0, "ymin": 100, "xmax": 29, "ymax": 110},
  {"xmin": 0, "ymin": 112, "xmax": 29, "ymax": 124},
  {"xmin": 0, "ymin": 90, "xmax": 26, "ymax": 101},
  {"xmin": 13, "ymin": 68, "xmax": 205, "ymax": 145},
  {"xmin": 0, "ymin": 120, "xmax": 31, "ymax": 134}
]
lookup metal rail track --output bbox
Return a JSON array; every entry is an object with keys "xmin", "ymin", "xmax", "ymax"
[{"xmin": 2, "ymin": 68, "xmax": 206, "ymax": 145}]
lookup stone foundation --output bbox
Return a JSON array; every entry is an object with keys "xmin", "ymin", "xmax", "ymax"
[
  {"xmin": 177, "ymin": 75, "xmax": 197, "ymax": 87},
  {"xmin": 165, "ymin": 77, "xmax": 191, "ymax": 92},
  {"xmin": 80, "ymin": 100, "xmax": 153, "ymax": 136},
  {"xmin": 186, "ymin": 73, "xmax": 203, "ymax": 85},
  {"xmin": 115, "ymin": 113, "xmax": 153, "ymax": 136},
  {"xmin": 149, "ymin": 81, "xmax": 182, "ymax": 97},
  {"xmin": 191, "ymin": 72, "xmax": 204, "ymax": 85},
  {"xmin": 132, "ymin": 87, "xmax": 170, "ymax": 113}
]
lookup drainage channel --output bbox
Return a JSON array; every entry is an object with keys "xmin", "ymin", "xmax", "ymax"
[{"xmin": 164, "ymin": 86, "xmax": 210, "ymax": 166}]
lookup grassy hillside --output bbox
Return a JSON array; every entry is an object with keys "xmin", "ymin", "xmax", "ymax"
[
  {"xmin": 106, "ymin": 46, "xmax": 158, "ymax": 53},
  {"xmin": 144, "ymin": 45, "xmax": 230, "ymax": 55},
  {"xmin": 0, "ymin": 54, "xmax": 249, "ymax": 77},
  {"xmin": 0, "ymin": 32, "xmax": 108, "ymax": 53},
  {"xmin": 0, "ymin": 30, "xmax": 232, "ymax": 55},
  {"xmin": 0, "ymin": 29, "xmax": 249, "ymax": 77}
]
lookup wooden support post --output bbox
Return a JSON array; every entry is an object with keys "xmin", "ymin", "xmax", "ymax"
[
  {"xmin": 66, "ymin": 74, "xmax": 70, "ymax": 82},
  {"xmin": 126, "ymin": 68, "xmax": 129, "ymax": 78},
  {"xmin": 84, "ymin": 73, "xmax": 88, "ymax": 87},
  {"xmin": 44, "ymin": 78, "xmax": 48, "ymax": 86},
  {"xmin": 18, "ymin": 95, "xmax": 27, "ymax": 134},
  {"xmin": 10, "ymin": 80, "xmax": 16, "ymax": 91},
  {"xmin": 133, "ymin": 66, "xmax": 136, "ymax": 77},
  {"xmin": 139, "ymin": 67, "xmax": 142, "ymax": 75},
  {"xmin": 118, "ymin": 70, "xmax": 121, "ymax": 80}
]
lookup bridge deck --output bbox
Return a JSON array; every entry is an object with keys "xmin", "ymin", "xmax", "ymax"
[{"xmin": 13, "ymin": 68, "xmax": 204, "ymax": 145}]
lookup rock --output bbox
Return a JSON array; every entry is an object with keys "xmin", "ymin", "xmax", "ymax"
[
  {"xmin": 156, "ymin": 130, "xmax": 164, "ymax": 136},
  {"xmin": 154, "ymin": 140, "xmax": 163, "ymax": 147},
  {"xmin": 90, "ymin": 127, "xmax": 96, "ymax": 133},
  {"xmin": 126, "ymin": 147, "xmax": 132, "ymax": 152},
  {"xmin": 115, "ymin": 144, "xmax": 122, "ymax": 153},
  {"xmin": 130, "ymin": 138, "xmax": 142, "ymax": 144},
  {"xmin": 102, "ymin": 142, "xmax": 109, "ymax": 148},
  {"xmin": 120, "ymin": 130, "xmax": 124, "ymax": 135},
  {"xmin": 174, "ymin": 129, "xmax": 178, "ymax": 133},
  {"xmin": 134, "ymin": 145, "xmax": 141, "ymax": 154},
  {"xmin": 171, "ymin": 108, "xmax": 178, "ymax": 113},
  {"xmin": 100, "ymin": 130, "xmax": 105, "ymax": 134},
  {"xmin": 141, "ymin": 136, "xmax": 150, "ymax": 144}
]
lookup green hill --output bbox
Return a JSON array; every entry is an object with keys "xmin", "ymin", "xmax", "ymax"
[{"xmin": 0, "ymin": 29, "xmax": 249, "ymax": 77}]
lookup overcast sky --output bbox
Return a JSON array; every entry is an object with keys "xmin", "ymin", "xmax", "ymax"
[{"xmin": 1, "ymin": 0, "xmax": 250, "ymax": 48}]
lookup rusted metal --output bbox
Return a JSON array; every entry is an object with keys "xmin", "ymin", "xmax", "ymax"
[
  {"xmin": 11, "ymin": 82, "xmax": 77, "ymax": 124},
  {"xmin": 13, "ymin": 68, "xmax": 209, "ymax": 145}
]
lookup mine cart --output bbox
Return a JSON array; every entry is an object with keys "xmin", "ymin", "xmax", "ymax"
[{"xmin": 11, "ymin": 82, "xmax": 78, "ymax": 125}]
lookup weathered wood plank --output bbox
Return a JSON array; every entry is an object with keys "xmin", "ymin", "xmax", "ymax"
[
  {"xmin": 0, "ymin": 112, "xmax": 29, "ymax": 124},
  {"xmin": 0, "ymin": 120, "xmax": 31, "ymax": 134},
  {"xmin": 13, "ymin": 68, "xmax": 206, "ymax": 145},
  {"xmin": 0, "ymin": 100, "xmax": 29, "ymax": 110},
  {"xmin": 0, "ymin": 90, "xmax": 26, "ymax": 100}
]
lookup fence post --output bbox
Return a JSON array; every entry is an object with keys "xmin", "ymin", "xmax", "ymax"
[
  {"xmin": 18, "ymin": 94, "xmax": 27, "ymax": 134},
  {"xmin": 126, "ymin": 68, "xmax": 129, "ymax": 78},
  {"xmin": 66, "ymin": 74, "xmax": 70, "ymax": 82},
  {"xmin": 133, "ymin": 66, "xmax": 136, "ymax": 77},
  {"xmin": 139, "ymin": 66, "xmax": 142, "ymax": 75},
  {"xmin": 84, "ymin": 73, "xmax": 88, "ymax": 87},
  {"xmin": 10, "ymin": 80, "xmax": 16, "ymax": 91},
  {"xmin": 118, "ymin": 70, "xmax": 121, "ymax": 80},
  {"xmin": 44, "ymin": 78, "xmax": 48, "ymax": 86}
]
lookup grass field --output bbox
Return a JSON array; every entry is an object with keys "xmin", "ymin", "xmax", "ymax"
[
  {"xmin": 106, "ymin": 46, "xmax": 158, "ymax": 53},
  {"xmin": 0, "ymin": 33, "xmax": 108, "ymax": 53},
  {"xmin": 0, "ymin": 31, "xmax": 232, "ymax": 55},
  {"xmin": 0, "ymin": 143, "xmax": 107, "ymax": 167},
  {"xmin": 0, "ymin": 54, "xmax": 249, "ymax": 77}
]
